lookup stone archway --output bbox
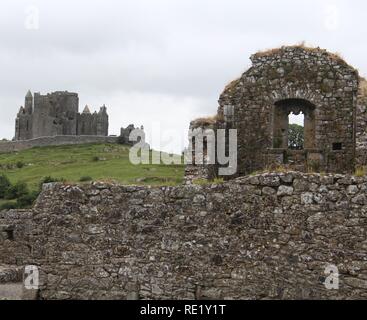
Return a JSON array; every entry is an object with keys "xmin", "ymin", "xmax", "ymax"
[{"xmin": 273, "ymin": 99, "xmax": 316, "ymax": 150}]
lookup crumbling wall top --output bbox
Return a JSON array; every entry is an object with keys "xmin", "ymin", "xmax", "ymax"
[{"xmin": 250, "ymin": 45, "xmax": 357, "ymax": 70}]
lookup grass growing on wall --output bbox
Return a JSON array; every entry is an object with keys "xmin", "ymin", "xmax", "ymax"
[{"xmin": 0, "ymin": 143, "xmax": 185, "ymax": 193}]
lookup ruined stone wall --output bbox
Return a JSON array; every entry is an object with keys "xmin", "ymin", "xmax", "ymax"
[
  {"xmin": 15, "ymin": 91, "xmax": 109, "ymax": 141},
  {"xmin": 184, "ymin": 119, "xmax": 218, "ymax": 183},
  {"xmin": 0, "ymin": 210, "xmax": 33, "ymax": 266},
  {"xmin": 77, "ymin": 113, "xmax": 97, "ymax": 136},
  {"xmin": 183, "ymin": 165, "xmax": 214, "ymax": 185},
  {"xmin": 32, "ymin": 92, "xmax": 79, "ymax": 138},
  {"xmin": 356, "ymin": 82, "xmax": 367, "ymax": 167},
  {"xmin": 15, "ymin": 113, "xmax": 32, "ymax": 141},
  {"xmin": 96, "ymin": 107, "xmax": 109, "ymax": 136},
  {"xmin": 218, "ymin": 46, "xmax": 360, "ymax": 176},
  {"xmin": 0, "ymin": 135, "xmax": 118, "ymax": 153},
  {"xmin": 2, "ymin": 172, "xmax": 366, "ymax": 300}
]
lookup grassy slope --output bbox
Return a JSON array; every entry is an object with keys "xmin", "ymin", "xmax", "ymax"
[{"xmin": 0, "ymin": 143, "xmax": 185, "ymax": 193}]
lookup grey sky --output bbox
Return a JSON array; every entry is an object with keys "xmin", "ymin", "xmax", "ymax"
[{"xmin": 1, "ymin": 0, "xmax": 366, "ymax": 152}]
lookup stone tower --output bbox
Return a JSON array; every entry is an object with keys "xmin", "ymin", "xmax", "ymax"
[
  {"xmin": 15, "ymin": 90, "xmax": 33, "ymax": 140},
  {"xmin": 24, "ymin": 90, "xmax": 33, "ymax": 114},
  {"xmin": 77, "ymin": 106, "xmax": 96, "ymax": 135},
  {"xmin": 15, "ymin": 91, "xmax": 109, "ymax": 140},
  {"xmin": 31, "ymin": 91, "xmax": 79, "ymax": 138},
  {"xmin": 96, "ymin": 105, "xmax": 109, "ymax": 136}
]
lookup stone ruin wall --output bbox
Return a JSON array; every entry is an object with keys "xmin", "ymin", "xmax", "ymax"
[
  {"xmin": 32, "ymin": 92, "xmax": 79, "ymax": 138},
  {"xmin": 15, "ymin": 91, "xmax": 109, "ymax": 141},
  {"xmin": 184, "ymin": 119, "xmax": 218, "ymax": 184},
  {"xmin": 0, "ymin": 210, "xmax": 33, "ymax": 266},
  {"xmin": 216, "ymin": 47, "xmax": 361, "ymax": 176},
  {"xmin": 356, "ymin": 81, "xmax": 367, "ymax": 167},
  {"xmin": 1, "ymin": 172, "xmax": 367, "ymax": 300},
  {"xmin": 0, "ymin": 135, "xmax": 118, "ymax": 153}
]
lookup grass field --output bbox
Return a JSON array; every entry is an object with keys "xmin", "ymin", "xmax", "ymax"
[{"xmin": 0, "ymin": 143, "xmax": 185, "ymax": 193}]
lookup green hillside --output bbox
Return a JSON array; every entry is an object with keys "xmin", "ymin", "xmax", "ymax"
[{"xmin": 0, "ymin": 143, "xmax": 185, "ymax": 208}]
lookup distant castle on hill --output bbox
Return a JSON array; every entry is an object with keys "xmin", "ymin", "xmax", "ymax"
[{"xmin": 15, "ymin": 90, "xmax": 109, "ymax": 141}]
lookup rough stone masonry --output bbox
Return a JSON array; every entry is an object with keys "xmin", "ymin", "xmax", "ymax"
[
  {"xmin": 1, "ymin": 45, "xmax": 367, "ymax": 300},
  {"xmin": 187, "ymin": 45, "xmax": 367, "ymax": 179},
  {"xmin": 15, "ymin": 91, "xmax": 109, "ymax": 141},
  {"xmin": 1, "ymin": 172, "xmax": 367, "ymax": 300}
]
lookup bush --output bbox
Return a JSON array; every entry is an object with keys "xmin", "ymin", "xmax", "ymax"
[
  {"xmin": 288, "ymin": 124, "xmax": 304, "ymax": 150},
  {"xmin": 0, "ymin": 202, "xmax": 17, "ymax": 210},
  {"xmin": 80, "ymin": 176, "xmax": 93, "ymax": 182},
  {"xmin": 42, "ymin": 176, "xmax": 65, "ymax": 183},
  {"xmin": 0, "ymin": 177, "xmax": 43, "ymax": 210},
  {"xmin": 5, "ymin": 182, "xmax": 29, "ymax": 200},
  {"xmin": 16, "ymin": 161, "xmax": 25, "ymax": 169},
  {"xmin": 0, "ymin": 174, "xmax": 11, "ymax": 198},
  {"xmin": 16, "ymin": 191, "xmax": 39, "ymax": 208}
]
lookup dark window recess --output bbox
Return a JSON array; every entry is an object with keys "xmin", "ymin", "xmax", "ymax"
[
  {"xmin": 332, "ymin": 143, "xmax": 343, "ymax": 151},
  {"xmin": 6, "ymin": 229, "xmax": 14, "ymax": 241}
]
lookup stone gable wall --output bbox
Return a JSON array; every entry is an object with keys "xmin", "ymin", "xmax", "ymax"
[
  {"xmin": 217, "ymin": 47, "xmax": 360, "ymax": 175},
  {"xmin": 2, "ymin": 172, "xmax": 366, "ymax": 300}
]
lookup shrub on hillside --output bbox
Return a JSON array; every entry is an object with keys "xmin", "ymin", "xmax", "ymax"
[
  {"xmin": 0, "ymin": 175, "xmax": 70, "ymax": 211},
  {"xmin": 0, "ymin": 174, "xmax": 11, "ymax": 198},
  {"xmin": 41, "ymin": 176, "xmax": 64, "ymax": 184},
  {"xmin": 5, "ymin": 182, "xmax": 29, "ymax": 200},
  {"xmin": 0, "ymin": 202, "xmax": 17, "ymax": 210},
  {"xmin": 80, "ymin": 176, "xmax": 93, "ymax": 182},
  {"xmin": 16, "ymin": 191, "xmax": 39, "ymax": 208},
  {"xmin": 16, "ymin": 161, "xmax": 25, "ymax": 169}
]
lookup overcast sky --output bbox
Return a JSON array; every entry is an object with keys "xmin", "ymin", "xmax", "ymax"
[{"xmin": 0, "ymin": 0, "xmax": 366, "ymax": 152}]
